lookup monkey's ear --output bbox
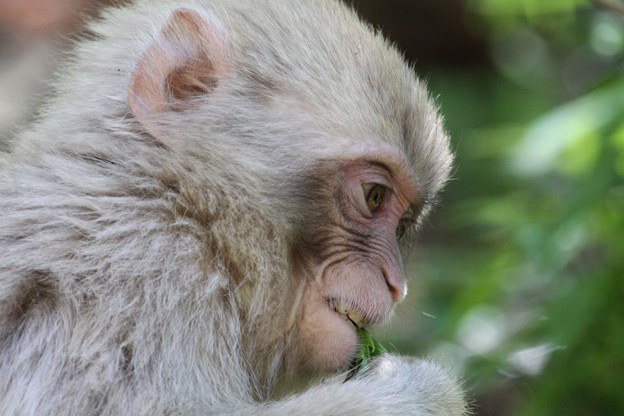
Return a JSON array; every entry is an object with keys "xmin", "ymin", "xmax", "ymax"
[{"xmin": 128, "ymin": 8, "xmax": 228, "ymax": 137}]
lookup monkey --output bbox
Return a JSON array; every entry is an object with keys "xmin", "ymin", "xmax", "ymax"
[{"xmin": 0, "ymin": 0, "xmax": 467, "ymax": 414}]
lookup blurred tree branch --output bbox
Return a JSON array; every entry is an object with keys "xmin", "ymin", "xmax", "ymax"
[{"xmin": 591, "ymin": 0, "xmax": 624, "ymax": 19}]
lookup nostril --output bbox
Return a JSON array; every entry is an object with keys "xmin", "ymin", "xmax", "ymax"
[{"xmin": 382, "ymin": 268, "xmax": 407, "ymax": 302}]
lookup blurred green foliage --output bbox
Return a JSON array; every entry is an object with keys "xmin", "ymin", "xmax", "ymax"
[{"xmin": 382, "ymin": 1, "xmax": 624, "ymax": 415}]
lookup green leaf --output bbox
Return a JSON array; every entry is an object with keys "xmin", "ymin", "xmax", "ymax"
[{"xmin": 345, "ymin": 327, "xmax": 387, "ymax": 380}]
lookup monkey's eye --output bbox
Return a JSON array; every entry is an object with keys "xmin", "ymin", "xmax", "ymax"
[
  {"xmin": 396, "ymin": 208, "xmax": 415, "ymax": 240},
  {"xmin": 362, "ymin": 184, "xmax": 386, "ymax": 212},
  {"xmin": 396, "ymin": 218, "xmax": 410, "ymax": 240}
]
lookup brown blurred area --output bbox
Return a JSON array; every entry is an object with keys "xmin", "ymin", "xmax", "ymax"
[
  {"xmin": 347, "ymin": 0, "xmax": 487, "ymax": 67},
  {"xmin": 0, "ymin": 0, "xmax": 126, "ymax": 145},
  {"xmin": 0, "ymin": 0, "xmax": 92, "ymax": 34}
]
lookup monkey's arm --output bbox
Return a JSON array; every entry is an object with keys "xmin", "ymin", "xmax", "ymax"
[{"xmin": 241, "ymin": 355, "xmax": 468, "ymax": 416}]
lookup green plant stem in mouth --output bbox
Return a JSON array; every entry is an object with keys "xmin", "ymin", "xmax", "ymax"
[{"xmin": 345, "ymin": 326, "xmax": 387, "ymax": 381}]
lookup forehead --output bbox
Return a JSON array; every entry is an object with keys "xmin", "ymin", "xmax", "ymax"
[
  {"xmin": 264, "ymin": 79, "xmax": 448, "ymax": 203},
  {"xmin": 232, "ymin": 0, "xmax": 452, "ymax": 199}
]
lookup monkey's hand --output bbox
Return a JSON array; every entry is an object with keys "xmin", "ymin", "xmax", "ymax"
[{"xmin": 257, "ymin": 354, "xmax": 469, "ymax": 416}]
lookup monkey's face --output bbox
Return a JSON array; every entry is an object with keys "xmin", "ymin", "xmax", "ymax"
[
  {"xmin": 294, "ymin": 148, "xmax": 421, "ymax": 372},
  {"xmin": 123, "ymin": 5, "xmax": 450, "ymax": 378}
]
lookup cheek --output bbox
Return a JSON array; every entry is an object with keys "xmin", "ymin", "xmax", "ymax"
[{"xmin": 296, "ymin": 289, "xmax": 358, "ymax": 372}]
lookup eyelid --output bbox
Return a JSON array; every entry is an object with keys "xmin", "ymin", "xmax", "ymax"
[
  {"xmin": 362, "ymin": 182, "xmax": 387, "ymax": 195},
  {"xmin": 366, "ymin": 170, "xmax": 392, "ymax": 188}
]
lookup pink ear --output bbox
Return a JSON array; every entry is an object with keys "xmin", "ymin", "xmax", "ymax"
[{"xmin": 128, "ymin": 8, "xmax": 228, "ymax": 137}]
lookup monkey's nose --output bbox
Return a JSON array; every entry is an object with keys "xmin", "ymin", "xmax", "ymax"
[{"xmin": 382, "ymin": 268, "xmax": 408, "ymax": 302}]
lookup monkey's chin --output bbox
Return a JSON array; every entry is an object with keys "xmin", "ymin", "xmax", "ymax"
[{"xmin": 298, "ymin": 299, "xmax": 360, "ymax": 373}]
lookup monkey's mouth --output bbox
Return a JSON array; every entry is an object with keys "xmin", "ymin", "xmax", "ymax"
[{"xmin": 327, "ymin": 298, "xmax": 371, "ymax": 329}]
